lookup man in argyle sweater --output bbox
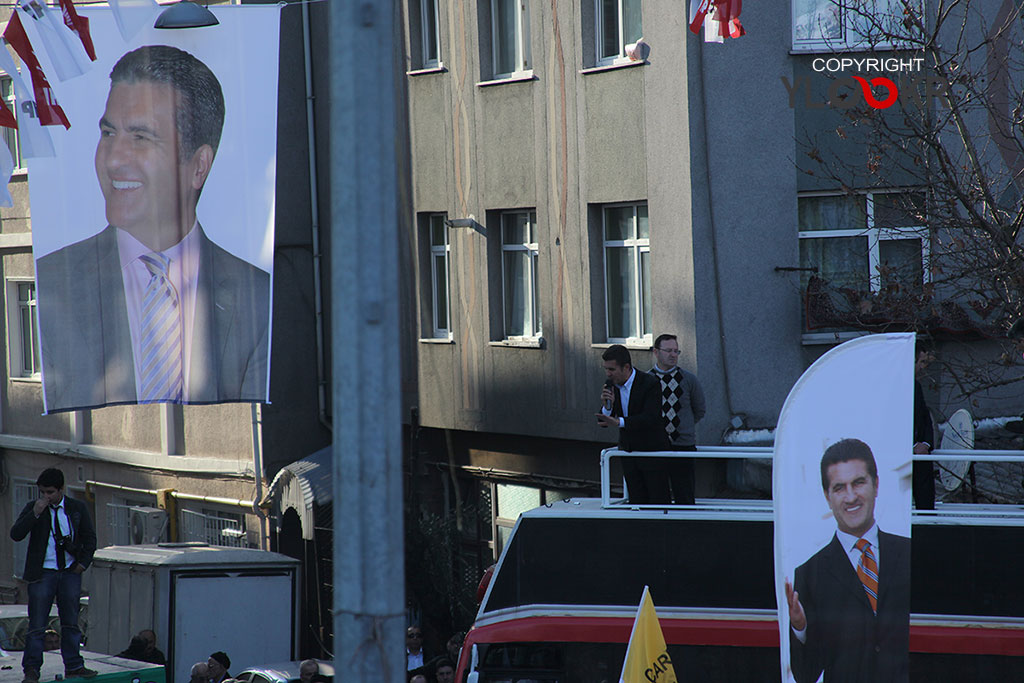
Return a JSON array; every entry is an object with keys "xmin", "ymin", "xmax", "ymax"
[{"xmin": 649, "ymin": 333, "xmax": 707, "ymax": 504}]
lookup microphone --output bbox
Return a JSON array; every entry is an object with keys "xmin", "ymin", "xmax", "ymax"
[{"xmin": 603, "ymin": 379, "xmax": 614, "ymax": 412}]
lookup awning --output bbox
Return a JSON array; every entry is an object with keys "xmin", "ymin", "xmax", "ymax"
[{"xmin": 262, "ymin": 445, "xmax": 332, "ymax": 540}]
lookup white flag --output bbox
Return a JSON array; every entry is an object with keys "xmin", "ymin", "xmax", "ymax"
[
  {"xmin": 0, "ymin": 41, "xmax": 54, "ymax": 158},
  {"xmin": 15, "ymin": 0, "xmax": 91, "ymax": 81},
  {"xmin": 0, "ymin": 142, "xmax": 14, "ymax": 207},
  {"xmin": 109, "ymin": 0, "xmax": 160, "ymax": 42}
]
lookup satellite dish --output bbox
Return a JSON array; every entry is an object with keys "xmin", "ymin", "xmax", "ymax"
[{"xmin": 938, "ymin": 408, "xmax": 973, "ymax": 492}]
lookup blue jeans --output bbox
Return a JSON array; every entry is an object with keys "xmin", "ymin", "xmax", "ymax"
[{"xmin": 23, "ymin": 570, "xmax": 83, "ymax": 673}]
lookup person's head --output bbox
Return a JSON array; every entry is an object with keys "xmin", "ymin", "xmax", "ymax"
[
  {"xmin": 43, "ymin": 629, "xmax": 60, "ymax": 650},
  {"xmin": 406, "ymin": 624, "xmax": 423, "ymax": 653},
  {"xmin": 446, "ymin": 631, "xmax": 464, "ymax": 662},
  {"xmin": 190, "ymin": 661, "xmax": 209, "ymax": 683},
  {"xmin": 434, "ymin": 660, "xmax": 455, "ymax": 683},
  {"xmin": 602, "ymin": 344, "xmax": 633, "ymax": 385},
  {"xmin": 96, "ymin": 45, "xmax": 225, "ymax": 251},
  {"xmin": 652, "ymin": 334, "xmax": 680, "ymax": 371},
  {"xmin": 298, "ymin": 660, "xmax": 319, "ymax": 683},
  {"xmin": 409, "ymin": 676, "xmax": 427, "ymax": 683},
  {"xmin": 820, "ymin": 438, "xmax": 879, "ymax": 538},
  {"xmin": 36, "ymin": 468, "xmax": 65, "ymax": 505},
  {"xmin": 208, "ymin": 651, "xmax": 230, "ymax": 679},
  {"xmin": 138, "ymin": 629, "xmax": 157, "ymax": 652}
]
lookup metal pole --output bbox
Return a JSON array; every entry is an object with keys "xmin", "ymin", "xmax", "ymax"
[{"xmin": 330, "ymin": 0, "xmax": 405, "ymax": 679}]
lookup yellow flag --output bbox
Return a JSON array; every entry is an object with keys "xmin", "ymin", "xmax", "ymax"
[{"xmin": 619, "ymin": 585, "xmax": 678, "ymax": 683}]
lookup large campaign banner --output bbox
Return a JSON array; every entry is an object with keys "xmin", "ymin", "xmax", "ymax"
[
  {"xmin": 774, "ymin": 333, "xmax": 914, "ymax": 683},
  {"xmin": 22, "ymin": 4, "xmax": 279, "ymax": 413}
]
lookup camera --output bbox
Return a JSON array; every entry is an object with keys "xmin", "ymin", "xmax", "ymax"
[{"xmin": 55, "ymin": 534, "xmax": 80, "ymax": 556}]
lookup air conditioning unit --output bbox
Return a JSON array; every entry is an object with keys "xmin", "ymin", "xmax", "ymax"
[{"xmin": 129, "ymin": 507, "xmax": 168, "ymax": 545}]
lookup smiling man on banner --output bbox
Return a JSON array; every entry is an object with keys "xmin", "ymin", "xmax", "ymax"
[
  {"xmin": 36, "ymin": 44, "xmax": 270, "ymax": 412},
  {"xmin": 785, "ymin": 438, "xmax": 910, "ymax": 683}
]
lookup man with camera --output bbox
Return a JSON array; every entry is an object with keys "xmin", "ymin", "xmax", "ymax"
[{"xmin": 10, "ymin": 468, "xmax": 97, "ymax": 683}]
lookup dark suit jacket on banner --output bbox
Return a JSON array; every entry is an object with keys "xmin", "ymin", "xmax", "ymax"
[
  {"xmin": 10, "ymin": 497, "xmax": 96, "ymax": 582},
  {"xmin": 37, "ymin": 225, "xmax": 270, "ymax": 412},
  {"xmin": 790, "ymin": 531, "xmax": 910, "ymax": 683}
]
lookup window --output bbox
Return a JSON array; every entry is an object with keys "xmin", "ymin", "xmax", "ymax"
[
  {"xmin": 602, "ymin": 203, "xmax": 650, "ymax": 343},
  {"xmin": 793, "ymin": 0, "xmax": 919, "ymax": 51},
  {"xmin": 0, "ymin": 78, "xmax": 21, "ymax": 169},
  {"xmin": 420, "ymin": 0, "xmax": 441, "ymax": 68},
  {"xmin": 492, "ymin": 0, "xmax": 530, "ymax": 78},
  {"xmin": 428, "ymin": 213, "xmax": 451, "ymax": 337},
  {"xmin": 7, "ymin": 280, "xmax": 40, "ymax": 378},
  {"xmin": 798, "ymin": 191, "xmax": 928, "ymax": 330},
  {"xmin": 500, "ymin": 210, "xmax": 540, "ymax": 338},
  {"xmin": 12, "ymin": 480, "xmax": 35, "ymax": 579},
  {"xmin": 596, "ymin": 0, "xmax": 641, "ymax": 65}
]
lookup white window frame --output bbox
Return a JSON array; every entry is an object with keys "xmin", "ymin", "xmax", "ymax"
[
  {"xmin": 595, "ymin": 0, "xmax": 641, "ymax": 66},
  {"xmin": 420, "ymin": 0, "xmax": 442, "ymax": 68},
  {"xmin": 6, "ymin": 278, "xmax": 41, "ymax": 380},
  {"xmin": 602, "ymin": 202, "xmax": 650, "ymax": 346},
  {"xmin": 792, "ymin": 0, "xmax": 920, "ymax": 52},
  {"xmin": 798, "ymin": 190, "xmax": 929, "ymax": 338},
  {"xmin": 0, "ymin": 77, "xmax": 22, "ymax": 171},
  {"xmin": 500, "ymin": 210, "xmax": 540, "ymax": 340},
  {"xmin": 491, "ymin": 0, "xmax": 531, "ymax": 79},
  {"xmin": 428, "ymin": 213, "xmax": 451, "ymax": 338}
]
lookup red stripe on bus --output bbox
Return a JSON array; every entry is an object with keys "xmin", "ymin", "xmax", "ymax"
[{"xmin": 465, "ymin": 616, "xmax": 1024, "ymax": 655}]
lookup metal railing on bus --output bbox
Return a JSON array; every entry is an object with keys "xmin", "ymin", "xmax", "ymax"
[{"xmin": 599, "ymin": 446, "xmax": 1024, "ymax": 525}]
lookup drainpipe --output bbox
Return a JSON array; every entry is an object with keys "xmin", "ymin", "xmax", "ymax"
[
  {"xmin": 302, "ymin": 0, "xmax": 330, "ymax": 431},
  {"xmin": 251, "ymin": 403, "xmax": 267, "ymax": 550}
]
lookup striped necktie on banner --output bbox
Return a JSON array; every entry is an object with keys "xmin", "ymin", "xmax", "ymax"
[
  {"xmin": 855, "ymin": 538, "xmax": 878, "ymax": 614},
  {"xmin": 137, "ymin": 253, "xmax": 183, "ymax": 402}
]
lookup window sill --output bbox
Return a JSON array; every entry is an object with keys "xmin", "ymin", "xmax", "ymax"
[
  {"xmin": 407, "ymin": 64, "xmax": 447, "ymax": 76},
  {"xmin": 9, "ymin": 168, "xmax": 26, "ymax": 178},
  {"xmin": 477, "ymin": 71, "xmax": 536, "ymax": 87},
  {"xmin": 789, "ymin": 42, "xmax": 915, "ymax": 55},
  {"xmin": 592, "ymin": 340, "xmax": 652, "ymax": 351},
  {"xmin": 419, "ymin": 337, "xmax": 454, "ymax": 344},
  {"xmin": 490, "ymin": 337, "xmax": 544, "ymax": 349},
  {"xmin": 801, "ymin": 330, "xmax": 871, "ymax": 346},
  {"xmin": 579, "ymin": 59, "xmax": 646, "ymax": 75},
  {"xmin": 10, "ymin": 375, "xmax": 41, "ymax": 384}
]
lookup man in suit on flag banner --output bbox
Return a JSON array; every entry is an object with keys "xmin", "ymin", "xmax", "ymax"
[{"xmin": 620, "ymin": 586, "xmax": 677, "ymax": 683}]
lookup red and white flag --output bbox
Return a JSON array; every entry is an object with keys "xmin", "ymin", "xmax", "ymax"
[
  {"xmin": 58, "ymin": 0, "xmax": 96, "ymax": 62},
  {"xmin": 0, "ymin": 39, "xmax": 55, "ymax": 157},
  {"xmin": 0, "ymin": 140, "xmax": 14, "ymax": 207},
  {"xmin": 0, "ymin": 92, "xmax": 16, "ymax": 129},
  {"xmin": 3, "ymin": 14, "xmax": 70, "ymax": 129},
  {"xmin": 14, "ymin": 0, "xmax": 92, "ymax": 81},
  {"xmin": 689, "ymin": 0, "xmax": 712, "ymax": 34},
  {"xmin": 109, "ymin": 0, "xmax": 159, "ymax": 43},
  {"xmin": 691, "ymin": 0, "xmax": 745, "ymax": 42}
]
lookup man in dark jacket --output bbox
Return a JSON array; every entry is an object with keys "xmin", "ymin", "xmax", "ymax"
[
  {"xmin": 10, "ymin": 468, "xmax": 97, "ymax": 683},
  {"xmin": 597, "ymin": 344, "xmax": 671, "ymax": 503}
]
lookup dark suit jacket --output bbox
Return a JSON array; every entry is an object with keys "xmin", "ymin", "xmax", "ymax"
[
  {"xmin": 614, "ymin": 370, "xmax": 671, "ymax": 452},
  {"xmin": 790, "ymin": 530, "xmax": 910, "ymax": 683},
  {"xmin": 36, "ymin": 225, "xmax": 270, "ymax": 412},
  {"xmin": 10, "ymin": 496, "xmax": 97, "ymax": 583}
]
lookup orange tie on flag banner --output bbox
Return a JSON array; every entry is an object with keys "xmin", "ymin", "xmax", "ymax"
[
  {"xmin": 619, "ymin": 586, "xmax": 678, "ymax": 683},
  {"xmin": 3, "ymin": 13, "xmax": 70, "ymax": 128}
]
